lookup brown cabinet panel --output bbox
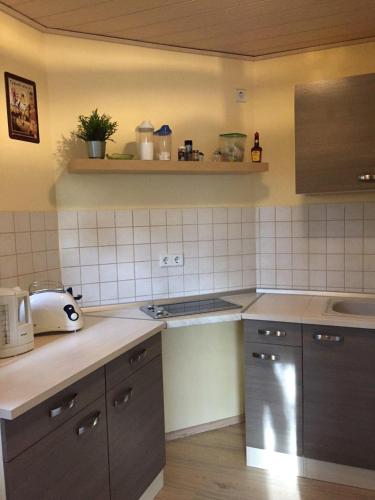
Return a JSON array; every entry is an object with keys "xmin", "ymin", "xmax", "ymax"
[
  {"xmin": 244, "ymin": 341, "xmax": 302, "ymax": 456},
  {"xmin": 295, "ymin": 73, "xmax": 375, "ymax": 194},
  {"xmin": 1, "ymin": 367, "xmax": 105, "ymax": 462},
  {"xmin": 107, "ymin": 355, "xmax": 165, "ymax": 500},
  {"xmin": 303, "ymin": 325, "xmax": 375, "ymax": 470},
  {"xmin": 4, "ymin": 396, "xmax": 110, "ymax": 500},
  {"xmin": 106, "ymin": 332, "xmax": 162, "ymax": 390},
  {"xmin": 244, "ymin": 319, "xmax": 302, "ymax": 346}
]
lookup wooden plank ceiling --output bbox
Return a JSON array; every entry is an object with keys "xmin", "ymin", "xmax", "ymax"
[{"xmin": 2, "ymin": 0, "xmax": 375, "ymax": 58}]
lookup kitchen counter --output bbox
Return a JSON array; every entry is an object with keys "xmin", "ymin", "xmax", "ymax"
[
  {"xmin": 0, "ymin": 316, "xmax": 164, "ymax": 420},
  {"xmin": 85, "ymin": 292, "xmax": 260, "ymax": 328},
  {"xmin": 243, "ymin": 290, "xmax": 375, "ymax": 329}
]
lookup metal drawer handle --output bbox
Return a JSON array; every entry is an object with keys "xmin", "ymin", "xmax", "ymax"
[
  {"xmin": 49, "ymin": 393, "xmax": 77, "ymax": 418},
  {"xmin": 113, "ymin": 388, "xmax": 133, "ymax": 408},
  {"xmin": 76, "ymin": 412, "xmax": 100, "ymax": 436},
  {"xmin": 129, "ymin": 348, "xmax": 148, "ymax": 365},
  {"xmin": 313, "ymin": 334, "xmax": 343, "ymax": 343},
  {"xmin": 252, "ymin": 352, "xmax": 280, "ymax": 361},
  {"xmin": 358, "ymin": 174, "xmax": 375, "ymax": 183},
  {"xmin": 258, "ymin": 329, "xmax": 286, "ymax": 337}
]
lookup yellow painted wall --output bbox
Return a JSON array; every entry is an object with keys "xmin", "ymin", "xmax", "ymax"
[
  {"xmin": 0, "ymin": 12, "xmax": 55, "ymax": 210},
  {"xmin": 45, "ymin": 34, "xmax": 255, "ymax": 209},
  {"xmin": 250, "ymin": 42, "xmax": 375, "ymax": 207},
  {"xmin": 162, "ymin": 321, "xmax": 244, "ymax": 433}
]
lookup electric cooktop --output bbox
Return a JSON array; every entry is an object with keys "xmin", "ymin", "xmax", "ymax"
[{"xmin": 140, "ymin": 298, "xmax": 241, "ymax": 319}]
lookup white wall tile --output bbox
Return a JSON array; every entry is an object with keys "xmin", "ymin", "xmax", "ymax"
[
  {"xmin": 242, "ymin": 208, "xmax": 256, "ymax": 222},
  {"xmin": 80, "ymin": 247, "xmax": 98, "ymax": 265},
  {"xmin": 327, "ymin": 204, "xmax": 344, "ymax": 220},
  {"xmin": 276, "ymin": 221, "xmax": 291, "ymax": 238},
  {"xmin": 133, "ymin": 227, "xmax": 150, "ymax": 245},
  {"xmin": 345, "ymin": 220, "xmax": 363, "ymax": 237},
  {"xmin": 0, "ymin": 213, "xmax": 14, "ymax": 233},
  {"xmin": 276, "ymin": 270, "xmax": 292, "ymax": 287},
  {"xmin": 276, "ymin": 206, "xmax": 291, "ymax": 221},
  {"xmin": 198, "ymin": 240, "xmax": 213, "ymax": 257},
  {"xmin": 228, "ymin": 255, "xmax": 242, "ymax": 271},
  {"xmin": 100, "ymin": 282, "xmax": 118, "ymax": 300},
  {"xmin": 184, "ymin": 275, "xmax": 199, "ymax": 292},
  {"xmin": 58, "ymin": 211, "xmax": 78, "ymax": 230},
  {"xmin": 46, "ymin": 251, "xmax": 60, "ymax": 270},
  {"xmin": 228, "ymin": 239, "xmax": 242, "ymax": 255},
  {"xmin": 213, "ymin": 240, "xmax": 227, "ymax": 257},
  {"xmin": 260, "ymin": 221, "xmax": 275, "ymax": 238},
  {"xmin": 327, "ymin": 271, "xmax": 345, "ymax": 289},
  {"xmin": 199, "ymin": 257, "xmax": 213, "ymax": 274},
  {"xmin": 182, "ymin": 208, "xmax": 197, "ymax": 225},
  {"xmin": 0, "ymin": 234, "xmax": 16, "ymax": 256},
  {"xmin": 82, "ymin": 283, "xmax": 100, "ymax": 302},
  {"xmin": 151, "ymin": 226, "xmax": 167, "ymax": 243},
  {"xmin": 292, "ymin": 253, "xmax": 309, "ymax": 270},
  {"xmin": 276, "ymin": 238, "xmax": 292, "ymax": 254},
  {"xmin": 214, "ymin": 272, "xmax": 228, "ymax": 290},
  {"xmin": 115, "ymin": 210, "xmax": 132, "ymax": 227},
  {"xmin": 16, "ymin": 233, "xmax": 31, "ymax": 254},
  {"xmin": 168, "ymin": 276, "xmax": 183, "ymax": 293},
  {"xmin": 213, "ymin": 207, "xmax": 227, "ymax": 223},
  {"xmin": 228, "ymin": 223, "xmax": 241, "ymax": 239},
  {"xmin": 30, "ymin": 212, "xmax": 45, "ymax": 231},
  {"xmin": 134, "ymin": 244, "xmax": 151, "ymax": 262},
  {"xmin": 184, "ymin": 258, "xmax": 198, "ymax": 274},
  {"xmin": 291, "ymin": 205, "xmax": 308, "ymax": 221},
  {"xmin": 17, "ymin": 254, "xmax": 33, "ymax": 275},
  {"xmin": 81, "ymin": 265, "xmax": 99, "ymax": 284},
  {"xmin": 133, "ymin": 209, "xmax": 149, "ymax": 227},
  {"xmin": 150, "ymin": 209, "xmax": 166, "ymax": 226},
  {"xmin": 327, "ymin": 220, "xmax": 345, "ymax": 237},
  {"xmin": 59, "ymin": 229, "xmax": 79, "ymax": 249},
  {"xmin": 152, "ymin": 260, "xmax": 167, "ymax": 278},
  {"xmin": 327, "ymin": 254, "xmax": 344, "ymax": 271},
  {"xmin": 166, "ymin": 209, "xmax": 182, "ymax": 226},
  {"xmin": 259, "ymin": 206, "xmax": 275, "ymax": 222},
  {"xmin": 168, "ymin": 242, "xmax": 183, "ymax": 254},
  {"xmin": 60, "ymin": 248, "xmax": 80, "ymax": 267},
  {"xmin": 45, "ymin": 212, "xmax": 58, "ymax": 231},
  {"xmin": 327, "ymin": 238, "xmax": 344, "ymax": 254},
  {"xmin": 46, "ymin": 231, "xmax": 59, "ymax": 250},
  {"xmin": 167, "ymin": 225, "xmax": 182, "ymax": 242},
  {"xmin": 213, "ymin": 224, "xmax": 227, "ymax": 240},
  {"xmin": 228, "ymin": 208, "xmax": 241, "ymax": 223},
  {"xmin": 364, "ymin": 203, "xmax": 375, "ymax": 220},
  {"xmin": 345, "ymin": 271, "xmax": 363, "ymax": 289},
  {"xmin": 78, "ymin": 211, "xmax": 97, "ymax": 228},
  {"xmin": 14, "ymin": 212, "xmax": 30, "ymax": 232},
  {"xmin": 98, "ymin": 228, "xmax": 116, "ymax": 246},
  {"xmin": 345, "ymin": 203, "xmax": 363, "ymax": 220},
  {"xmin": 79, "ymin": 229, "xmax": 97, "ymax": 247},
  {"xmin": 31, "ymin": 231, "xmax": 46, "ymax": 252},
  {"xmin": 229, "ymin": 271, "xmax": 242, "ymax": 288},
  {"xmin": 309, "ymin": 221, "xmax": 326, "ymax": 238},
  {"xmin": 214, "ymin": 256, "xmax": 228, "ymax": 273},
  {"xmin": 118, "ymin": 263, "xmax": 135, "ymax": 280},
  {"xmin": 199, "ymin": 273, "xmax": 213, "ymax": 291},
  {"xmin": 118, "ymin": 280, "xmax": 135, "ymax": 298},
  {"xmin": 135, "ymin": 261, "xmax": 152, "ymax": 279},
  {"xmin": 292, "ymin": 270, "xmax": 308, "ymax": 288},
  {"xmin": 151, "ymin": 243, "xmax": 167, "ymax": 260},
  {"xmin": 183, "ymin": 225, "xmax": 198, "ymax": 242},
  {"xmin": 117, "ymin": 245, "xmax": 134, "ymax": 263},
  {"xmin": 152, "ymin": 277, "xmax": 168, "ymax": 294},
  {"xmin": 276, "ymin": 253, "xmax": 292, "ymax": 270},
  {"xmin": 309, "ymin": 204, "xmax": 326, "ymax": 221},
  {"xmin": 99, "ymin": 246, "xmax": 117, "ymax": 264}
]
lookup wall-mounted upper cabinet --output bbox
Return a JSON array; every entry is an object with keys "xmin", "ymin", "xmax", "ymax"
[{"xmin": 295, "ymin": 73, "xmax": 375, "ymax": 194}]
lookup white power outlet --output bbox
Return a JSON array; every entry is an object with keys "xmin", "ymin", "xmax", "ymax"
[
  {"xmin": 235, "ymin": 88, "xmax": 247, "ymax": 103},
  {"xmin": 159, "ymin": 254, "xmax": 184, "ymax": 267}
]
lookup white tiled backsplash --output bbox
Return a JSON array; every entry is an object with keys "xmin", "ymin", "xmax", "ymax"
[
  {"xmin": 57, "ymin": 208, "xmax": 257, "ymax": 306},
  {"xmin": 0, "ymin": 211, "xmax": 60, "ymax": 289},
  {"xmin": 1, "ymin": 203, "xmax": 375, "ymax": 306}
]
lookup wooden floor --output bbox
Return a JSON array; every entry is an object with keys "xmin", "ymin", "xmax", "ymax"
[{"xmin": 156, "ymin": 424, "xmax": 375, "ymax": 500}]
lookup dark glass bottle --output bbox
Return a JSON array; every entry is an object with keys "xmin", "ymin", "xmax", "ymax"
[{"xmin": 251, "ymin": 132, "xmax": 262, "ymax": 162}]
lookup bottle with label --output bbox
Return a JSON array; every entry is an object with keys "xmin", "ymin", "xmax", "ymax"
[{"xmin": 251, "ymin": 132, "xmax": 262, "ymax": 162}]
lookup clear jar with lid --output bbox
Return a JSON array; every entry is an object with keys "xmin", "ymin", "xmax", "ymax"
[
  {"xmin": 154, "ymin": 125, "xmax": 172, "ymax": 160},
  {"xmin": 136, "ymin": 120, "xmax": 154, "ymax": 160}
]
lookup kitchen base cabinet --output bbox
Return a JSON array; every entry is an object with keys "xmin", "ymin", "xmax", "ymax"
[
  {"xmin": 244, "ymin": 321, "xmax": 302, "ymax": 459},
  {"xmin": 1, "ymin": 332, "xmax": 165, "ymax": 500},
  {"xmin": 303, "ymin": 325, "xmax": 375, "ymax": 471},
  {"xmin": 4, "ymin": 397, "xmax": 110, "ymax": 500},
  {"xmin": 107, "ymin": 355, "xmax": 165, "ymax": 500}
]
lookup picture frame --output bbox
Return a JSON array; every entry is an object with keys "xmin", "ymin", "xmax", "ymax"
[{"xmin": 4, "ymin": 72, "xmax": 40, "ymax": 143}]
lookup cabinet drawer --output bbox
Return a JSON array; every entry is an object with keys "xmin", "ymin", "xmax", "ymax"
[
  {"xmin": 244, "ymin": 320, "xmax": 302, "ymax": 346},
  {"xmin": 4, "ymin": 396, "xmax": 110, "ymax": 500},
  {"xmin": 1, "ymin": 367, "xmax": 105, "ymax": 462},
  {"xmin": 244, "ymin": 342, "xmax": 302, "ymax": 455},
  {"xmin": 106, "ymin": 332, "xmax": 162, "ymax": 390}
]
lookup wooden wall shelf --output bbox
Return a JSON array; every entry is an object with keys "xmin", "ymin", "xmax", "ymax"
[{"xmin": 67, "ymin": 159, "xmax": 269, "ymax": 175}]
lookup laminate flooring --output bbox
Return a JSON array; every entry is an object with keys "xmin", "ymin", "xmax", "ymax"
[{"xmin": 156, "ymin": 424, "xmax": 375, "ymax": 500}]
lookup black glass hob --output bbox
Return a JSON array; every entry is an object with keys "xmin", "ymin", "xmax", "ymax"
[{"xmin": 140, "ymin": 298, "xmax": 241, "ymax": 319}]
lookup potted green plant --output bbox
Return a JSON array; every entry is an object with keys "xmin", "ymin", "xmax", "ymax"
[{"xmin": 75, "ymin": 109, "xmax": 118, "ymax": 159}]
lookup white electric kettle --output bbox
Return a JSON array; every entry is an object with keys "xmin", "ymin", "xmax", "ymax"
[
  {"xmin": 0, "ymin": 287, "xmax": 34, "ymax": 358},
  {"xmin": 28, "ymin": 281, "xmax": 84, "ymax": 335}
]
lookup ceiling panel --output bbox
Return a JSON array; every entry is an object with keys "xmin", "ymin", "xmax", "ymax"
[{"xmin": 1, "ymin": 0, "xmax": 375, "ymax": 58}]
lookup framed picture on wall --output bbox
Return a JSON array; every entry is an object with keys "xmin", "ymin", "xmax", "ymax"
[{"xmin": 4, "ymin": 72, "xmax": 40, "ymax": 143}]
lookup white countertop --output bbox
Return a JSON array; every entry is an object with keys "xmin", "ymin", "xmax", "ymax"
[
  {"xmin": 0, "ymin": 316, "xmax": 164, "ymax": 420},
  {"xmin": 85, "ymin": 292, "xmax": 260, "ymax": 328},
  {"xmin": 243, "ymin": 292, "xmax": 375, "ymax": 329}
]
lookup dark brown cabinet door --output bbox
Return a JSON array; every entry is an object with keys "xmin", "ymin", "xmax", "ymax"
[
  {"xmin": 295, "ymin": 73, "xmax": 375, "ymax": 194},
  {"xmin": 303, "ymin": 325, "xmax": 375, "ymax": 470},
  {"xmin": 244, "ymin": 341, "xmax": 302, "ymax": 456},
  {"xmin": 4, "ymin": 397, "xmax": 110, "ymax": 500},
  {"xmin": 107, "ymin": 355, "xmax": 165, "ymax": 500}
]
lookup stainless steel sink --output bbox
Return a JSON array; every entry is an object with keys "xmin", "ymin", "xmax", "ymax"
[{"xmin": 327, "ymin": 298, "xmax": 375, "ymax": 317}]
